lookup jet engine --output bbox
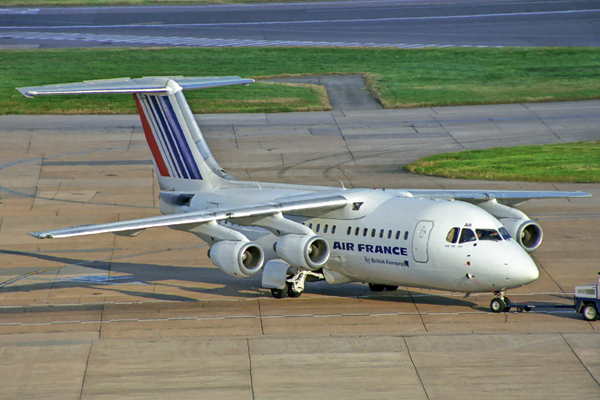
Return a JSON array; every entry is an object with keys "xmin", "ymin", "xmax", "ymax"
[
  {"xmin": 208, "ymin": 240, "xmax": 265, "ymax": 277},
  {"xmin": 500, "ymin": 218, "xmax": 543, "ymax": 253},
  {"xmin": 274, "ymin": 234, "xmax": 330, "ymax": 271},
  {"xmin": 476, "ymin": 199, "xmax": 543, "ymax": 253}
]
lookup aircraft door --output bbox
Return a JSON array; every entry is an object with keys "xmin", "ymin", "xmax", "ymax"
[{"xmin": 413, "ymin": 221, "xmax": 434, "ymax": 263}]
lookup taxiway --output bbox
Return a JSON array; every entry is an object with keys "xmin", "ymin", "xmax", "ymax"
[{"xmin": 0, "ymin": 102, "xmax": 598, "ymax": 399}]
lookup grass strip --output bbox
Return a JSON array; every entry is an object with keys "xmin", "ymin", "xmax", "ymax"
[
  {"xmin": 2, "ymin": 47, "xmax": 600, "ymax": 114},
  {"xmin": 406, "ymin": 142, "xmax": 600, "ymax": 183}
]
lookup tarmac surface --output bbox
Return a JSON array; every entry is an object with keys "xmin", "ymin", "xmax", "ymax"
[{"xmin": 0, "ymin": 101, "xmax": 599, "ymax": 399}]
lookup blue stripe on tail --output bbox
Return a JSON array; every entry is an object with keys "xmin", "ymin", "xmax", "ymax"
[
  {"xmin": 159, "ymin": 96, "xmax": 203, "ymax": 180},
  {"xmin": 143, "ymin": 95, "xmax": 203, "ymax": 180}
]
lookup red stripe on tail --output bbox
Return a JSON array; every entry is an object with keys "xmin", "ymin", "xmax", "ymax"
[{"xmin": 134, "ymin": 94, "xmax": 170, "ymax": 177}]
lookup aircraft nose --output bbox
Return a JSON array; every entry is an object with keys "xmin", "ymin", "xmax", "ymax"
[{"xmin": 507, "ymin": 250, "xmax": 539, "ymax": 285}]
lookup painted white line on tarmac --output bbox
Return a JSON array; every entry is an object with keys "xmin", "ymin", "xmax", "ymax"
[
  {"xmin": 1, "ymin": 8, "xmax": 599, "ymax": 29},
  {"xmin": 0, "ymin": 31, "xmax": 501, "ymax": 49}
]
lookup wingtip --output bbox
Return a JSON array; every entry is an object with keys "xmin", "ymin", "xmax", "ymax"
[
  {"xmin": 16, "ymin": 88, "xmax": 35, "ymax": 99},
  {"xmin": 28, "ymin": 232, "xmax": 53, "ymax": 239}
]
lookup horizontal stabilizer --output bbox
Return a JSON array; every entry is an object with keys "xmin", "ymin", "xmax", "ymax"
[{"xmin": 17, "ymin": 76, "xmax": 254, "ymax": 98}]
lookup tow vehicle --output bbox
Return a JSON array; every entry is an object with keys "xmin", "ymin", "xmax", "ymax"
[{"xmin": 575, "ymin": 273, "xmax": 600, "ymax": 321}]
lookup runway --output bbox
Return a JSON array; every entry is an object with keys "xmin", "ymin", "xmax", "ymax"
[
  {"xmin": 0, "ymin": 102, "xmax": 599, "ymax": 398},
  {"xmin": 1, "ymin": 0, "xmax": 600, "ymax": 48}
]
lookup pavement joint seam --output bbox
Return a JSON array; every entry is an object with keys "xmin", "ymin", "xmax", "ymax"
[
  {"xmin": 405, "ymin": 289, "xmax": 429, "ymax": 332},
  {"xmin": 29, "ymin": 155, "xmax": 43, "ymax": 211},
  {"xmin": 521, "ymin": 103, "xmax": 563, "ymax": 142},
  {"xmin": 126, "ymin": 127, "xmax": 135, "ymax": 152},
  {"xmin": 79, "ymin": 341, "xmax": 93, "ymax": 400},
  {"xmin": 532, "ymin": 254, "xmax": 569, "ymax": 298},
  {"xmin": 403, "ymin": 336, "xmax": 430, "ymax": 400},
  {"xmin": 247, "ymin": 338, "xmax": 256, "ymax": 400},
  {"xmin": 25, "ymin": 129, "xmax": 33, "ymax": 154},
  {"xmin": 256, "ymin": 297, "xmax": 265, "ymax": 335},
  {"xmin": 560, "ymin": 332, "xmax": 600, "ymax": 388},
  {"xmin": 432, "ymin": 115, "xmax": 465, "ymax": 149}
]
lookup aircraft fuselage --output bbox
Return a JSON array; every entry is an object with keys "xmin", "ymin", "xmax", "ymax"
[{"xmin": 178, "ymin": 188, "xmax": 540, "ymax": 293}]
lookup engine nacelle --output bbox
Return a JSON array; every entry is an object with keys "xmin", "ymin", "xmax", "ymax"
[
  {"xmin": 274, "ymin": 234, "xmax": 330, "ymax": 271},
  {"xmin": 500, "ymin": 218, "xmax": 543, "ymax": 253},
  {"xmin": 208, "ymin": 240, "xmax": 265, "ymax": 278}
]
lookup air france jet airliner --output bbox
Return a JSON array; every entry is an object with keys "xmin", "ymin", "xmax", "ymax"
[{"xmin": 17, "ymin": 76, "xmax": 591, "ymax": 313}]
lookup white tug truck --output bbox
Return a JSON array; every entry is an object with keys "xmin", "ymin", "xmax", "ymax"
[{"xmin": 575, "ymin": 273, "xmax": 600, "ymax": 321}]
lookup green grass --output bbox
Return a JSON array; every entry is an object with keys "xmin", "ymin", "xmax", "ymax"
[
  {"xmin": 3, "ymin": 47, "xmax": 600, "ymax": 114},
  {"xmin": 406, "ymin": 142, "xmax": 600, "ymax": 183}
]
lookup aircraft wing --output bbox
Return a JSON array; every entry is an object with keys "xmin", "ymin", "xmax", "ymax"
[
  {"xmin": 17, "ymin": 76, "xmax": 254, "ymax": 98},
  {"xmin": 405, "ymin": 189, "xmax": 591, "ymax": 204},
  {"xmin": 30, "ymin": 194, "xmax": 348, "ymax": 239}
]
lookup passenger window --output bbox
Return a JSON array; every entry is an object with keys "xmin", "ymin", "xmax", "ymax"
[
  {"xmin": 332, "ymin": 225, "xmax": 336, "ymax": 234},
  {"xmin": 404, "ymin": 231, "xmax": 409, "ymax": 240},
  {"xmin": 324, "ymin": 224, "xmax": 328, "ymax": 234},
  {"xmin": 371, "ymin": 229, "xmax": 376, "ymax": 238},
  {"xmin": 316, "ymin": 224, "xmax": 320, "ymax": 233},
  {"xmin": 499, "ymin": 227, "xmax": 511, "ymax": 240},
  {"xmin": 309, "ymin": 223, "xmax": 313, "ymax": 229},
  {"xmin": 379, "ymin": 229, "xmax": 384, "ymax": 238},
  {"xmin": 446, "ymin": 227, "xmax": 460, "ymax": 243},
  {"xmin": 355, "ymin": 227, "xmax": 360, "ymax": 236},
  {"xmin": 388, "ymin": 230, "xmax": 392, "ymax": 239},
  {"xmin": 459, "ymin": 229, "xmax": 477, "ymax": 244},
  {"xmin": 476, "ymin": 229, "xmax": 501, "ymax": 241},
  {"xmin": 395, "ymin": 231, "xmax": 400, "ymax": 240},
  {"xmin": 347, "ymin": 226, "xmax": 352, "ymax": 235},
  {"xmin": 363, "ymin": 228, "xmax": 368, "ymax": 237}
]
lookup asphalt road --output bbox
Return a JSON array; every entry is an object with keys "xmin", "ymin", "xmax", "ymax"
[{"xmin": 1, "ymin": 0, "xmax": 600, "ymax": 48}]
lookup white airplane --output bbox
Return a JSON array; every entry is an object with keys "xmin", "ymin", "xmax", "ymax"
[{"xmin": 18, "ymin": 76, "xmax": 591, "ymax": 313}]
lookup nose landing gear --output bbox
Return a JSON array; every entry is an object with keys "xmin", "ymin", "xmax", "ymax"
[{"xmin": 490, "ymin": 291, "xmax": 512, "ymax": 313}]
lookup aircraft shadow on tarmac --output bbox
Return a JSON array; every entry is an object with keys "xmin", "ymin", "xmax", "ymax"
[{"xmin": 6, "ymin": 248, "xmax": 583, "ymax": 316}]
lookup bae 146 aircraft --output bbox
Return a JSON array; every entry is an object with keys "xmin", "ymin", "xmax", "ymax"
[{"xmin": 18, "ymin": 76, "xmax": 591, "ymax": 313}]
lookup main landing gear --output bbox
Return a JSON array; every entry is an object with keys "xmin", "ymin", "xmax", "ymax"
[
  {"xmin": 270, "ymin": 269, "xmax": 324, "ymax": 299},
  {"xmin": 368, "ymin": 283, "xmax": 399, "ymax": 292}
]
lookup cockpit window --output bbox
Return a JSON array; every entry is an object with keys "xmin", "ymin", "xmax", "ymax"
[
  {"xmin": 476, "ymin": 229, "xmax": 502, "ymax": 241},
  {"xmin": 499, "ymin": 227, "xmax": 511, "ymax": 240},
  {"xmin": 458, "ymin": 228, "xmax": 477, "ymax": 244},
  {"xmin": 446, "ymin": 227, "xmax": 460, "ymax": 243}
]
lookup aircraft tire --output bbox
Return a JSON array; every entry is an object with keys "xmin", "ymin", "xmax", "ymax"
[
  {"xmin": 503, "ymin": 297, "xmax": 512, "ymax": 312},
  {"xmin": 582, "ymin": 304, "xmax": 599, "ymax": 321},
  {"xmin": 384, "ymin": 285, "xmax": 399, "ymax": 291},
  {"xmin": 490, "ymin": 297, "xmax": 506, "ymax": 313},
  {"xmin": 288, "ymin": 286, "xmax": 302, "ymax": 298},
  {"xmin": 368, "ymin": 283, "xmax": 385, "ymax": 292},
  {"xmin": 271, "ymin": 285, "xmax": 288, "ymax": 299}
]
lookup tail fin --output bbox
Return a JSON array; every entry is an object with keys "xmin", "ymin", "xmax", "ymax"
[{"xmin": 18, "ymin": 76, "xmax": 254, "ymax": 192}]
